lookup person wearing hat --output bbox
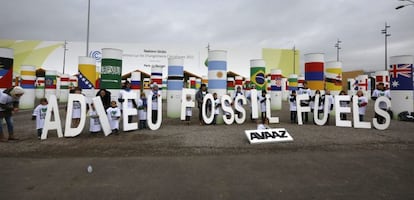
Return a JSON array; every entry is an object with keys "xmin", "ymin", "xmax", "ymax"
[{"xmin": 0, "ymin": 86, "xmax": 25, "ymax": 142}]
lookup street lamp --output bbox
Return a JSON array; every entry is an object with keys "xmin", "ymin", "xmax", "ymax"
[
  {"xmin": 62, "ymin": 40, "xmax": 68, "ymax": 74},
  {"xmin": 381, "ymin": 22, "xmax": 391, "ymax": 71},
  {"xmin": 396, "ymin": 0, "xmax": 414, "ymax": 9},
  {"xmin": 334, "ymin": 38, "xmax": 342, "ymax": 62},
  {"xmin": 86, "ymin": 0, "xmax": 91, "ymax": 56},
  {"xmin": 292, "ymin": 45, "xmax": 296, "ymax": 74}
]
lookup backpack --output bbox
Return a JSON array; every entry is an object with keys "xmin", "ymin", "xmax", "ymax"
[{"xmin": 398, "ymin": 111, "xmax": 414, "ymax": 122}]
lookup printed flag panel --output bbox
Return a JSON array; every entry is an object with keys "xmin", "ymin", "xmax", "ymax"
[{"xmin": 389, "ymin": 64, "xmax": 413, "ymax": 90}]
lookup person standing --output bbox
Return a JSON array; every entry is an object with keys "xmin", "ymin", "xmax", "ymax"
[
  {"xmin": 339, "ymin": 90, "xmax": 349, "ymax": 120},
  {"xmin": 88, "ymin": 103, "xmax": 101, "ymax": 135},
  {"xmin": 371, "ymin": 82, "xmax": 391, "ymax": 123},
  {"xmin": 312, "ymin": 90, "xmax": 324, "ymax": 120},
  {"xmin": 357, "ymin": 90, "xmax": 368, "ymax": 121},
  {"xmin": 289, "ymin": 90, "xmax": 297, "ymax": 124},
  {"xmin": 233, "ymin": 86, "xmax": 244, "ymax": 118},
  {"xmin": 196, "ymin": 84, "xmax": 208, "ymax": 125},
  {"xmin": 107, "ymin": 101, "xmax": 121, "ymax": 135},
  {"xmin": 96, "ymin": 88, "xmax": 111, "ymax": 110},
  {"xmin": 323, "ymin": 90, "xmax": 334, "ymax": 125},
  {"xmin": 258, "ymin": 90, "xmax": 267, "ymax": 121},
  {"xmin": 0, "ymin": 86, "xmax": 25, "ymax": 142},
  {"xmin": 185, "ymin": 94, "xmax": 193, "ymax": 125},
  {"xmin": 137, "ymin": 92, "xmax": 148, "ymax": 129},
  {"xmin": 70, "ymin": 87, "xmax": 83, "ymax": 128},
  {"xmin": 118, "ymin": 81, "xmax": 137, "ymax": 123},
  {"xmin": 298, "ymin": 82, "xmax": 311, "ymax": 123},
  {"xmin": 212, "ymin": 92, "xmax": 220, "ymax": 125},
  {"xmin": 150, "ymin": 84, "xmax": 161, "ymax": 124},
  {"xmin": 32, "ymin": 98, "xmax": 48, "ymax": 139}
]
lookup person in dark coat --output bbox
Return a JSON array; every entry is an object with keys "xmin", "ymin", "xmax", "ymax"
[
  {"xmin": 195, "ymin": 84, "xmax": 208, "ymax": 125},
  {"xmin": 96, "ymin": 89, "xmax": 111, "ymax": 110}
]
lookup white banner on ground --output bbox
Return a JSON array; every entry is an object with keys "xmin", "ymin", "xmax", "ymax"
[{"xmin": 245, "ymin": 128, "xmax": 293, "ymax": 144}]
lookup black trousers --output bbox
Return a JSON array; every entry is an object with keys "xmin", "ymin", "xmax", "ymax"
[
  {"xmin": 152, "ymin": 110, "xmax": 158, "ymax": 124},
  {"xmin": 290, "ymin": 111, "xmax": 297, "ymax": 123}
]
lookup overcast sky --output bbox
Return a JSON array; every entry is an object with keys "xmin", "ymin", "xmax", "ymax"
[{"xmin": 1, "ymin": 0, "xmax": 413, "ymax": 72}]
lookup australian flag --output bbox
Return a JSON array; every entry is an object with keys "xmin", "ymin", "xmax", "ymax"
[{"xmin": 389, "ymin": 64, "xmax": 413, "ymax": 90}]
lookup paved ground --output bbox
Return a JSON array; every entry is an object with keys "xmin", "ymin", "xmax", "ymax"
[{"xmin": 0, "ymin": 101, "xmax": 413, "ymax": 199}]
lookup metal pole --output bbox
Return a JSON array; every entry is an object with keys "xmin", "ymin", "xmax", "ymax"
[
  {"xmin": 63, "ymin": 40, "xmax": 67, "ymax": 74},
  {"xmin": 293, "ymin": 45, "xmax": 296, "ymax": 74},
  {"xmin": 385, "ymin": 30, "xmax": 387, "ymax": 70},
  {"xmin": 334, "ymin": 38, "xmax": 341, "ymax": 62},
  {"xmin": 381, "ymin": 22, "xmax": 391, "ymax": 71},
  {"xmin": 336, "ymin": 43, "xmax": 339, "ymax": 61},
  {"xmin": 86, "ymin": 0, "xmax": 91, "ymax": 57}
]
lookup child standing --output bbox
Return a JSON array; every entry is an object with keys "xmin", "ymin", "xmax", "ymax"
[
  {"xmin": 88, "ymin": 103, "xmax": 101, "ymax": 135},
  {"xmin": 371, "ymin": 82, "xmax": 391, "ymax": 123},
  {"xmin": 289, "ymin": 90, "xmax": 297, "ymax": 123},
  {"xmin": 259, "ymin": 90, "xmax": 267, "ymax": 121},
  {"xmin": 212, "ymin": 93, "xmax": 220, "ymax": 125},
  {"xmin": 32, "ymin": 98, "xmax": 48, "ymax": 139},
  {"xmin": 71, "ymin": 87, "xmax": 82, "ymax": 128},
  {"xmin": 185, "ymin": 94, "xmax": 192, "ymax": 125},
  {"xmin": 224, "ymin": 93, "xmax": 232, "ymax": 120},
  {"xmin": 233, "ymin": 86, "xmax": 244, "ymax": 118},
  {"xmin": 150, "ymin": 84, "xmax": 161, "ymax": 124},
  {"xmin": 137, "ymin": 92, "xmax": 147, "ymax": 129},
  {"xmin": 312, "ymin": 90, "xmax": 324, "ymax": 118},
  {"xmin": 339, "ymin": 90, "xmax": 349, "ymax": 120},
  {"xmin": 357, "ymin": 90, "xmax": 368, "ymax": 121},
  {"xmin": 298, "ymin": 82, "xmax": 311, "ymax": 123},
  {"xmin": 107, "ymin": 101, "xmax": 121, "ymax": 135}
]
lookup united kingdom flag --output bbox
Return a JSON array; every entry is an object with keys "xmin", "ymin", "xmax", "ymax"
[
  {"xmin": 353, "ymin": 79, "xmax": 359, "ymax": 91},
  {"xmin": 389, "ymin": 64, "xmax": 413, "ymax": 90}
]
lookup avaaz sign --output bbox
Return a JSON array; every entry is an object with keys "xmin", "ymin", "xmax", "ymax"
[{"xmin": 245, "ymin": 128, "xmax": 293, "ymax": 144}]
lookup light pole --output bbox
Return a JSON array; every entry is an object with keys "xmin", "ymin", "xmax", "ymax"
[
  {"xmin": 86, "ymin": 0, "xmax": 91, "ymax": 57},
  {"xmin": 62, "ymin": 40, "xmax": 68, "ymax": 74},
  {"xmin": 396, "ymin": 0, "xmax": 414, "ymax": 9},
  {"xmin": 292, "ymin": 45, "xmax": 296, "ymax": 74},
  {"xmin": 334, "ymin": 38, "xmax": 342, "ymax": 62},
  {"xmin": 381, "ymin": 22, "xmax": 391, "ymax": 71}
]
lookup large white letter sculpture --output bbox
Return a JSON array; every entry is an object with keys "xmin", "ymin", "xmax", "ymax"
[
  {"xmin": 64, "ymin": 94, "xmax": 87, "ymax": 137},
  {"xmin": 92, "ymin": 97, "xmax": 112, "ymax": 136},
  {"xmin": 296, "ymin": 94, "xmax": 311, "ymax": 125},
  {"xmin": 313, "ymin": 94, "xmax": 330, "ymax": 126},
  {"xmin": 122, "ymin": 92, "xmax": 138, "ymax": 131},
  {"xmin": 181, "ymin": 88, "xmax": 195, "ymax": 121},
  {"xmin": 202, "ymin": 93, "xmax": 215, "ymax": 125},
  {"xmin": 41, "ymin": 95, "xmax": 63, "ymax": 140},
  {"xmin": 373, "ymin": 96, "xmax": 391, "ymax": 130},
  {"xmin": 147, "ymin": 92, "xmax": 162, "ymax": 130},
  {"xmin": 335, "ymin": 95, "xmax": 352, "ymax": 127}
]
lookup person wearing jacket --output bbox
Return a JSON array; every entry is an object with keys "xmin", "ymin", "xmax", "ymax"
[
  {"xmin": 195, "ymin": 84, "xmax": 208, "ymax": 125},
  {"xmin": 0, "ymin": 86, "xmax": 25, "ymax": 142}
]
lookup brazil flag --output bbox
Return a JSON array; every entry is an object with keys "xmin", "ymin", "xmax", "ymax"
[{"xmin": 250, "ymin": 66, "xmax": 266, "ymax": 90}]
